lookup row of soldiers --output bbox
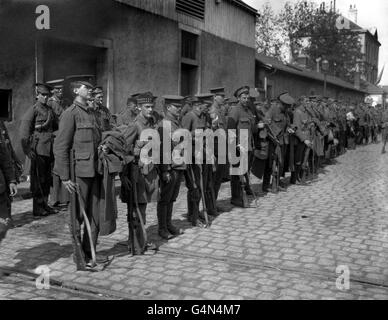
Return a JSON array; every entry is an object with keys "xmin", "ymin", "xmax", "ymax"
[{"xmin": 2, "ymin": 79, "xmax": 387, "ymax": 270}]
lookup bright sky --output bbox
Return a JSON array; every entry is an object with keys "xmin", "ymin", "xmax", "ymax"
[{"xmin": 244, "ymin": 0, "xmax": 388, "ymax": 85}]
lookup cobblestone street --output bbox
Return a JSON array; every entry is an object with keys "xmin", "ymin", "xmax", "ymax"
[{"xmin": 1, "ymin": 142, "xmax": 388, "ymax": 300}]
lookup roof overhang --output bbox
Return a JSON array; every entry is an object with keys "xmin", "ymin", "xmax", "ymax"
[{"xmin": 226, "ymin": 0, "xmax": 258, "ymax": 16}]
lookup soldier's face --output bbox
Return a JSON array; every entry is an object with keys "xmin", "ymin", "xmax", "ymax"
[
  {"xmin": 168, "ymin": 104, "xmax": 181, "ymax": 118},
  {"xmin": 53, "ymin": 88, "xmax": 63, "ymax": 98},
  {"xmin": 37, "ymin": 92, "xmax": 49, "ymax": 104},
  {"xmin": 76, "ymin": 85, "xmax": 92, "ymax": 100},
  {"xmin": 214, "ymin": 95, "xmax": 224, "ymax": 105},
  {"xmin": 239, "ymin": 93, "xmax": 249, "ymax": 107},
  {"xmin": 94, "ymin": 93, "xmax": 104, "ymax": 106},
  {"xmin": 141, "ymin": 103, "xmax": 154, "ymax": 118}
]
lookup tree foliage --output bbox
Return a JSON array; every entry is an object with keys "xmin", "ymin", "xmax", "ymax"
[{"xmin": 256, "ymin": 1, "xmax": 363, "ymax": 82}]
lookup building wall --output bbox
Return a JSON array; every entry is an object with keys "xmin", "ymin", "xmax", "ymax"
[
  {"xmin": 0, "ymin": 37, "xmax": 35, "ymax": 160},
  {"xmin": 115, "ymin": 0, "xmax": 256, "ymax": 48},
  {"xmin": 102, "ymin": 5, "xmax": 181, "ymax": 113},
  {"xmin": 201, "ymin": 32, "xmax": 255, "ymax": 96}
]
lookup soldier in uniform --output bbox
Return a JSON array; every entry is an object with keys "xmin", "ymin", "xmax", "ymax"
[
  {"xmin": 115, "ymin": 94, "xmax": 141, "ymax": 127},
  {"xmin": 209, "ymin": 95, "xmax": 228, "ymax": 209},
  {"xmin": 210, "ymin": 87, "xmax": 228, "ymax": 118},
  {"xmin": 91, "ymin": 86, "xmax": 115, "ymax": 132},
  {"xmin": 157, "ymin": 95, "xmax": 186, "ymax": 239},
  {"xmin": 227, "ymin": 86, "xmax": 257, "ymax": 207},
  {"xmin": 47, "ymin": 79, "xmax": 69, "ymax": 208},
  {"xmin": 290, "ymin": 98, "xmax": 313, "ymax": 184},
  {"xmin": 263, "ymin": 92, "xmax": 295, "ymax": 192},
  {"xmin": 182, "ymin": 94, "xmax": 217, "ymax": 227},
  {"xmin": 20, "ymin": 83, "xmax": 58, "ymax": 217},
  {"xmin": 0, "ymin": 121, "xmax": 18, "ymax": 242},
  {"xmin": 47, "ymin": 79, "xmax": 65, "ymax": 118},
  {"xmin": 53, "ymin": 80, "xmax": 109, "ymax": 270},
  {"xmin": 123, "ymin": 92, "xmax": 160, "ymax": 245}
]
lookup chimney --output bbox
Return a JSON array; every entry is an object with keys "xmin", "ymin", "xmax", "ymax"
[{"xmin": 348, "ymin": 4, "xmax": 358, "ymax": 23}]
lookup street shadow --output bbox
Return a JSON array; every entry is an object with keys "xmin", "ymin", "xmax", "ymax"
[
  {"xmin": 10, "ymin": 211, "xmax": 36, "ymax": 228},
  {"xmin": 13, "ymin": 242, "xmax": 73, "ymax": 271}
]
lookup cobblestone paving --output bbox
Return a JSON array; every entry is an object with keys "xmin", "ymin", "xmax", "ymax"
[{"xmin": 1, "ymin": 142, "xmax": 388, "ymax": 300}]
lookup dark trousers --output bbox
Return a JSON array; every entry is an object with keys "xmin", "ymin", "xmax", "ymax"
[
  {"xmin": 69, "ymin": 175, "xmax": 101, "ymax": 262},
  {"xmin": 30, "ymin": 155, "xmax": 52, "ymax": 213},
  {"xmin": 157, "ymin": 170, "xmax": 183, "ymax": 231},
  {"xmin": 0, "ymin": 192, "xmax": 11, "ymax": 220},
  {"xmin": 213, "ymin": 163, "xmax": 228, "ymax": 200}
]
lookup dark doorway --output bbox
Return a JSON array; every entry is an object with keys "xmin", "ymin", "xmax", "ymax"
[
  {"xmin": 0, "ymin": 89, "xmax": 12, "ymax": 121},
  {"xmin": 180, "ymin": 63, "xmax": 198, "ymax": 97}
]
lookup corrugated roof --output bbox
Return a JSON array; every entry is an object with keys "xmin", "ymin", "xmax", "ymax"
[{"xmin": 256, "ymin": 53, "xmax": 368, "ymax": 93}]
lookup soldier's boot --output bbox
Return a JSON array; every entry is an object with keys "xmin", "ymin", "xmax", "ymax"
[
  {"xmin": 166, "ymin": 203, "xmax": 183, "ymax": 236},
  {"xmin": 187, "ymin": 196, "xmax": 193, "ymax": 223},
  {"xmin": 244, "ymin": 173, "xmax": 254, "ymax": 195},
  {"xmin": 205, "ymin": 191, "xmax": 218, "ymax": 217},
  {"xmin": 43, "ymin": 196, "xmax": 58, "ymax": 215},
  {"xmin": 33, "ymin": 198, "xmax": 49, "ymax": 217},
  {"xmin": 290, "ymin": 171, "xmax": 297, "ymax": 185},
  {"xmin": 157, "ymin": 203, "xmax": 172, "ymax": 240}
]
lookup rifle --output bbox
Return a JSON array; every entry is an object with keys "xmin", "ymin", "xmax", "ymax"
[
  {"xmin": 198, "ymin": 164, "xmax": 210, "ymax": 228},
  {"xmin": 69, "ymin": 149, "xmax": 86, "ymax": 270},
  {"xmin": 76, "ymin": 188, "xmax": 97, "ymax": 268}
]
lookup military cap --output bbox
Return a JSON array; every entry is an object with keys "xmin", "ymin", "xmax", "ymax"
[
  {"xmin": 234, "ymin": 86, "xmax": 250, "ymax": 98},
  {"xmin": 228, "ymin": 97, "xmax": 238, "ymax": 105},
  {"xmin": 92, "ymin": 86, "xmax": 103, "ymax": 95},
  {"xmin": 163, "ymin": 95, "xmax": 184, "ymax": 107},
  {"xmin": 136, "ymin": 92, "xmax": 156, "ymax": 105},
  {"xmin": 46, "ymin": 79, "xmax": 64, "ymax": 89},
  {"xmin": 249, "ymin": 88, "xmax": 260, "ymax": 99},
  {"xmin": 210, "ymin": 87, "xmax": 225, "ymax": 96},
  {"xmin": 71, "ymin": 80, "xmax": 94, "ymax": 89},
  {"xmin": 278, "ymin": 92, "xmax": 295, "ymax": 105},
  {"xmin": 195, "ymin": 93, "xmax": 214, "ymax": 105},
  {"xmin": 35, "ymin": 83, "xmax": 53, "ymax": 95}
]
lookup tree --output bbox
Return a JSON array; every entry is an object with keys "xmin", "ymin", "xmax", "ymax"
[
  {"xmin": 278, "ymin": 1, "xmax": 363, "ymax": 82},
  {"xmin": 255, "ymin": 2, "xmax": 288, "ymax": 61}
]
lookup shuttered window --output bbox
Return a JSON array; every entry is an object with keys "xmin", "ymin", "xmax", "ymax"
[{"xmin": 176, "ymin": 0, "xmax": 205, "ymax": 20}]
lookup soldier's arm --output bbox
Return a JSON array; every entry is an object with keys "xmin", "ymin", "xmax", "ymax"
[
  {"xmin": 53, "ymin": 109, "xmax": 75, "ymax": 181},
  {"xmin": 19, "ymin": 106, "xmax": 35, "ymax": 156}
]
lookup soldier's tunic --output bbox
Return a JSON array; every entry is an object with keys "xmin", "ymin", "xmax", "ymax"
[
  {"xmin": 227, "ymin": 102, "xmax": 257, "ymax": 206},
  {"xmin": 53, "ymin": 100, "xmax": 103, "ymax": 263},
  {"xmin": 123, "ymin": 112, "xmax": 160, "ymax": 223},
  {"xmin": 381, "ymin": 109, "xmax": 388, "ymax": 141},
  {"xmin": 20, "ymin": 101, "xmax": 57, "ymax": 215},
  {"xmin": 48, "ymin": 95, "xmax": 69, "ymax": 206}
]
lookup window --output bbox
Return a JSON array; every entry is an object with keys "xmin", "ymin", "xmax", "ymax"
[
  {"xmin": 0, "ymin": 89, "xmax": 12, "ymax": 121},
  {"xmin": 176, "ymin": 0, "xmax": 205, "ymax": 20},
  {"xmin": 181, "ymin": 30, "xmax": 198, "ymax": 60}
]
